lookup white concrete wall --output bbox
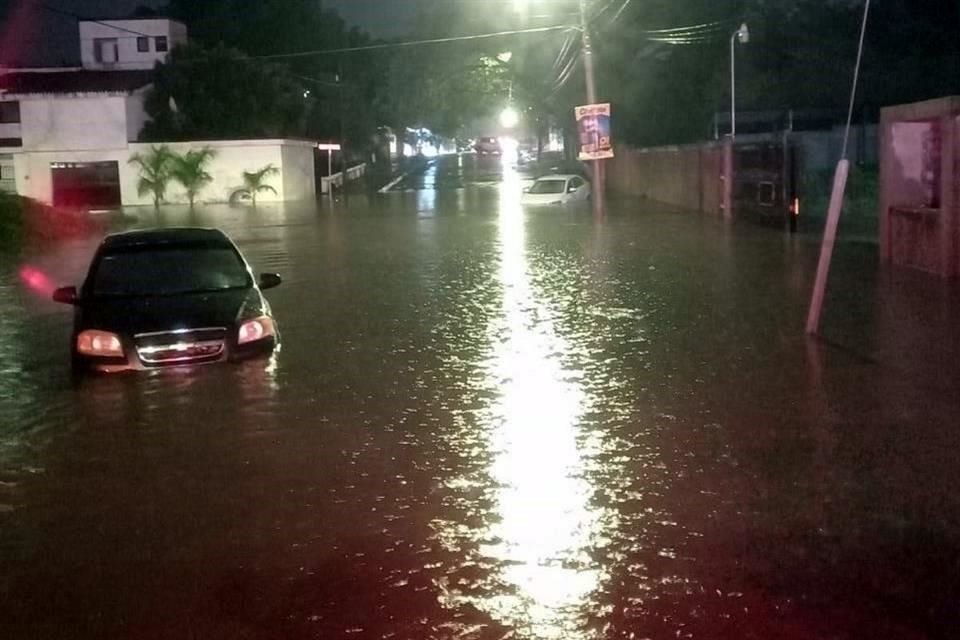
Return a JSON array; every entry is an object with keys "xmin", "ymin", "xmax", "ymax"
[
  {"xmin": 11, "ymin": 139, "xmax": 315, "ymax": 207},
  {"xmin": 281, "ymin": 142, "xmax": 316, "ymax": 201},
  {"xmin": 125, "ymin": 90, "xmax": 149, "ymax": 142},
  {"xmin": 79, "ymin": 19, "xmax": 186, "ymax": 70},
  {"xmin": 126, "ymin": 140, "xmax": 283, "ymax": 206},
  {"xmin": 18, "ymin": 94, "xmax": 129, "ymax": 151},
  {"xmin": 13, "ymin": 147, "xmax": 129, "ymax": 205},
  {"xmin": 126, "ymin": 139, "xmax": 316, "ymax": 206}
]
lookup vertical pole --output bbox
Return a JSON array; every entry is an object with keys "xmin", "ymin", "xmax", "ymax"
[
  {"xmin": 807, "ymin": 0, "xmax": 870, "ymax": 335},
  {"xmin": 580, "ymin": 0, "xmax": 604, "ymax": 219},
  {"xmin": 338, "ymin": 56, "xmax": 347, "ymax": 197},
  {"xmin": 725, "ymin": 29, "xmax": 737, "ymax": 220},
  {"xmin": 722, "ymin": 137, "xmax": 733, "ymax": 220},
  {"xmin": 730, "ymin": 33, "xmax": 736, "ymax": 138},
  {"xmin": 806, "ymin": 159, "xmax": 849, "ymax": 334}
]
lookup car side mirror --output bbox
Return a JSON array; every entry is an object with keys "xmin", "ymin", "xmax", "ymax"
[
  {"xmin": 52, "ymin": 286, "xmax": 79, "ymax": 305},
  {"xmin": 258, "ymin": 273, "xmax": 282, "ymax": 290},
  {"xmin": 567, "ymin": 185, "xmax": 578, "ymax": 193}
]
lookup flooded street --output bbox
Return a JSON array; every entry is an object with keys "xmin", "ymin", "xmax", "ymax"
[{"xmin": 2, "ymin": 155, "xmax": 959, "ymax": 639}]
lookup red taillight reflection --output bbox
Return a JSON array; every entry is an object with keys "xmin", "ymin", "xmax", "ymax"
[{"xmin": 19, "ymin": 265, "xmax": 55, "ymax": 296}]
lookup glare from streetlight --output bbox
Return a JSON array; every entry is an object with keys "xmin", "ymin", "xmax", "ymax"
[{"xmin": 500, "ymin": 106, "xmax": 520, "ymax": 129}]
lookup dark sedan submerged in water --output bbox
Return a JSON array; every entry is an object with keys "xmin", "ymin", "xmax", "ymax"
[{"xmin": 53, "ymin": 227, "xmax": 281, "ymax": 373}]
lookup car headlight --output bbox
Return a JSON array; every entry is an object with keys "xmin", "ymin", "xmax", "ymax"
[
  {"xmin": 238, "ymin": 316, "xmax": 276, "ymax": 345},
  {"xmin": 77, "ymin": 330, "xmax": 123, "ymax": 357}
]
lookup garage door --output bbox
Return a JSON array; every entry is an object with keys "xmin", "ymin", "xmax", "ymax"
[{"xmin": 51, "ymin": 161, "xmax": 121, "ymax": 209}]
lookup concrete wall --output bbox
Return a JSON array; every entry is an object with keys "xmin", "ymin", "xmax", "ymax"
[
  {"xmin": 607, "ymin": 143, "xmax": 722, "ymax": 213},
  {"xmin": 19, "ymin": 94, "xmax": 130, "ymax": 151},
  {"xmin": 879, "ymin": 96, "xmax": 960, "ymax": 278},
  {"xmin": 13, "ymin": 146, "xmax": 129, "ymax": 205},
  {"xmin": 13, "ymin": 139, "xmax": 316, "ymax": 207},
  {"xmin": 280, "ymin": 143, "xmax": 316, "ymax": 201},
  {"xmin": 79, "ymin": 19, "xmax": 186, "ymax": 71},
  {"xmin": 127, "ymin": 139, "xmax": 317, "ymax": 205},
  {"xmin": 125, "ymin": 90, "xmax": 149, "ymax": 143}
]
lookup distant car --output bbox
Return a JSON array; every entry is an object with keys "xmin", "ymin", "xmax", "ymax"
[
  {"xmin": 52, "ymin": 227, "xmax": 281, "ymax": 373},
  {"xmin": 520, "ymin": 174, "xmax": 591, "ymax": 206},
  {"xmin": 474, "ymin": 136, "xmax": 502, "ymax": 155}
]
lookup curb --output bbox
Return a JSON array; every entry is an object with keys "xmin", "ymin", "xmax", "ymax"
[{"xmin": 377, "ymin": 158, "xmax": 436, "ymax": 194}]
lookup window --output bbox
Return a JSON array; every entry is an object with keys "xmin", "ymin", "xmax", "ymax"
[
  {"xmin": 0, "ymin": 138, "xmax": 22, "ymax": 148},
  {"xmin": 94, "ymin": 38, "xmax": 118, "ymax": 64},
  {"xmin": 0, "ymin": 101, "xmax": 20, "ymax": 124},
  {"xmin": 137, "ymin": 37, "xmax": 150, "ymax": 52},
  {"xmin": 0, "ymin": 165, "xmax": 14, "ymax": 180},
  {"xmin": 155, "ymin": 36, "xmax": 168, "ymax": 52},
  {"xmin": 529, "ymin": 179, "xmax": 566, "ymax": 195},
  {"xmin": 92, "ymin": 246, "xmax": 251, "ymax": 297}
]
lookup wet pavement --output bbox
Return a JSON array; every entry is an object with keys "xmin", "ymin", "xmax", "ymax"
[{"xmin": 2, "ymin": 154, "xmax": 960, "ymax": 639}]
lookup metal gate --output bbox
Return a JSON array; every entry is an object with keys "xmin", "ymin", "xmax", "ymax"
[
  {"xmin": 733, "ymin": 139, "xmax": 801, "ymax": 231},
  {"xmin": 51, "ymin": 161, "xmax": 121, "ymax": 209}
]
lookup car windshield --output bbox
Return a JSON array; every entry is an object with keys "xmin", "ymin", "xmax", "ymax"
[
  {"xmin": 529, "ymin": 179, "xmax": 566, "ymax": 194},
  {"xmin": 90, "ymin": 245, "xmax": 251, "ymax": 297}
]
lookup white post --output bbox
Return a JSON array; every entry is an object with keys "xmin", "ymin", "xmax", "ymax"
[
  {"xmin": 730, "ymin": 33, "xmax": 736, "ymax": 138},
  {"xmin": 806, "ymin": 159, "xmax": 850, "ymax": 334}
]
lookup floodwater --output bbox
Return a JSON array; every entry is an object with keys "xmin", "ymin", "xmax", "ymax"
[{"xmin": 2, "ymin": 155, "xmax": 959, "ymax": 639}]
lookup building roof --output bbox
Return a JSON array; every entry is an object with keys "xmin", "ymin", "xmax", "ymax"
[{"xmin": 0, "ymin": 69, "xmax": 154, "ymax": 96}]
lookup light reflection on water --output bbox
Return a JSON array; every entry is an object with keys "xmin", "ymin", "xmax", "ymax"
[{"xmin": 439, "ymin": 162, "xmax": 605, "ymax": 638}]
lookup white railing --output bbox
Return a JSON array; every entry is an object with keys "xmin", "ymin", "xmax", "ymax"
[{"xmin": 320, "ymin": 162, "xmax": 367, "ymax": 194}]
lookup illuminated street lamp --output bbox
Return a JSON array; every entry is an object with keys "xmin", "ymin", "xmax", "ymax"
[
  {"xmin": 500, "ymin": 106, "xmax": 520, "ymax": 129},
  {"xmin": 730, "ymin": 22, "xmax": 749, "ymax": 138}
]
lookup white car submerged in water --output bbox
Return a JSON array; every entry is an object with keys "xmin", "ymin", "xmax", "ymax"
[{"xmin": 520, "ymin": 174, "xmax": 591, "ymax": 206}]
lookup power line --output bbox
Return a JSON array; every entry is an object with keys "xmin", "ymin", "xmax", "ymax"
[
  {"xmin": 253, "ymin": 24, "xmax": 575, "ymax": 60},
  {"xmin": 609, "ymin": 0, "xmax": 633, "ymax": 25},
  {"xmin": 29, "ymin": 0, "xmax": 157, "ymax": 38}
]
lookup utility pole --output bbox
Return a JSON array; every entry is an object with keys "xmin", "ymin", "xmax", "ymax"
[{"xmin": 579, "ymin": 0, "xmax": 605, "ymax": 219}]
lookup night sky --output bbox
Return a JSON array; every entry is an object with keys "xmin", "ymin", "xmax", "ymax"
[
  {"xmin": 325, "ymin": 0, "xmax": 420, "ymax": 38},
  {"xmin": 0, "ymin": 0, "xmax": 167, "ymax": 66},
  {"xmin": 0, "ymin": 0, "xmax": 418, "ymax": 67}
]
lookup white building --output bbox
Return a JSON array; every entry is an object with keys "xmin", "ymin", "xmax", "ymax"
[
  {"xmin": 0, "ymin": 17, "xmax": 316, "ymax": 208},
  {"xmin": 79, "ymin": 19, "xmax": 187, "ymax": 71}
]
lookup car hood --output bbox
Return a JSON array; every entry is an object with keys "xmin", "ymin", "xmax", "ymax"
[
  {"xmin": 79, "ymin": 288, "xmax": 262, "ymax": 335},
  {"xmin": 521, "ymin": 192, "xmax": 567, "ymax": 205}
]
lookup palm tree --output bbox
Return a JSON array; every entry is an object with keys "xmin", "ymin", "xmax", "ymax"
[
  {"xmin": 232, "ymin": 164, "xmax": 279, "ymax": 207},
  {"xmin": 128, "ymin": 145, "xmax": 174, "ymax": 209},
  {"xmin": 170, "ymin": 147, "xmax": 216, "ymax": 208}
]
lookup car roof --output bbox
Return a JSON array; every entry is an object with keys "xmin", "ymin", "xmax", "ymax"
[
  {"xmin": 535, "ymin": 174, "xmax": 579, "ymax": 181},
  {"xmin": 100, "ymin": 227, "xmax": 233, "ymax": 252}
]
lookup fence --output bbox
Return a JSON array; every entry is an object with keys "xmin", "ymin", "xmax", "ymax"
[{"xmin": 320, "ymin": 163, "xmax": 367, "ymax": 195}]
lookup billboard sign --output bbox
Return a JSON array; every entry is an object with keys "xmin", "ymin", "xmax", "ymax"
[{"xmin": 575, "ymin": 103, "xmax": 613, "ymax": 161}]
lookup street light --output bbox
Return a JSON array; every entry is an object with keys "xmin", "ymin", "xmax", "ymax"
[
  {"xmin": 730, "ymin": 22, "xmax": 749, "ymax": 138},
  {"xmin": 500, "ymin": 106, "xmax": 520, "ymax": 129}
]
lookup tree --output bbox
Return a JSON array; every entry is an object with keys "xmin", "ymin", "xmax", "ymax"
[
  {"xmin": 141, "ymin": 44, "xmax": 310, "ymax": 142},
  {"xmin": 231, "ymin": 164, "xmax": 279, "ymax": 207},
  {"xmin": 128, "ymin": 145, "xmax": 174, "ymax": 208},
  {"xmin": 170, "ymin": 147, "xmax": 216, "ymax": 208}
]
